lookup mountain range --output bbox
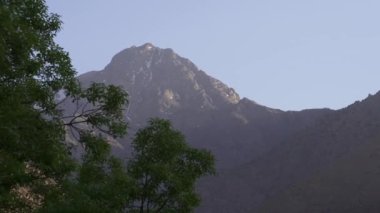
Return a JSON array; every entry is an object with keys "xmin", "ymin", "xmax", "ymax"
[{"xmin": 76, "ymin": 43, "xmax": 380, "ymax": 212}]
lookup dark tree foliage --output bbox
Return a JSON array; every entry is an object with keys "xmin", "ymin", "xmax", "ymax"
[
  {"xmin": 127, "ymin": 119, "xmax": 215, "ymax": 213},
  {"xmin": 0, "ymin": 0, "xmax": 129, "ymax": 211},
  {"xmin": 0, "ymin": 1, "xmax": 215, "ymax": 212}
]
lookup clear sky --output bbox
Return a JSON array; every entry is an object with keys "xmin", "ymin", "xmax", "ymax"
[{"xmin": 46, "ymin": 0, "xmax": 380, "ymax": 111}]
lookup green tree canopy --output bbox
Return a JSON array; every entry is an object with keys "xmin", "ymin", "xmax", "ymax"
[
  {"xmin": 0, "ymin": 0, "xmax": 129, "ymax": 211},
  {"xmin": 127, "ymin": 118, "xmax": 215, "ymax": 213},
  {"xmin": 0, "ymin": 1, "xmax": 215, "ymax": 212}
]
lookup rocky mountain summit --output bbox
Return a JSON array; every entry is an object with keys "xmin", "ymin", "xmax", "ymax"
[
  {"xmin": 77, "ymin": 43, "xmax": 380, "ymax": 212},
  {"xmin": 79, "ymin": 43, "xmax": 328, "ymax": 168}
]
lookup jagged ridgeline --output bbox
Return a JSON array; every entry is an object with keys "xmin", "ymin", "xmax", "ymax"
[{"xmin": 74, "ymin": 43, "xmax": 380, "ymax": 212}]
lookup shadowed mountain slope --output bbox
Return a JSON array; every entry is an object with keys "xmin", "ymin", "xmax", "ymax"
[
  {"xmin": 76, "ymin": 43, "xmax": 380, "ymax": 212},
  {"xmin": 78, "ymin": 43, "xmax": 329, "ymax": 169}
]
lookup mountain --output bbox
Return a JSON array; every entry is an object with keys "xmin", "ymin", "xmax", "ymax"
[
  {"xmin": 78, "ymin": 43, "xmax": 329, "ymax": 167},
  {"xmin": 198, "ymin": 92, "xmax": 380, "ymax": 212},
  {"xmin": 258, "ymin": 93, "xmax": 380, "ymax": 212},
  {"xmin": 76, "ymin": 43, "xmax": 380, "ymax": 212}
]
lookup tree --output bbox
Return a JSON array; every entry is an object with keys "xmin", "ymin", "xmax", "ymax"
[
  {"xmin": 0, "ymin": 0, "xmax": 129, "ymax": 211},
  {"xmin": 127, "ymin": 118, "xmax": 215, "ymax": 213},
  {"xmin": 1, "ymin": 1, "xmax": 215, "ymax": 212}
]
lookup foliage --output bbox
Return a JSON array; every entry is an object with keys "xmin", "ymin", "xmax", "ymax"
[
  {"xmin": 127, "ymin": 118, "xmax": 215, "ymax": 213},
  {"xmin": 0, "ymin": 0, "xmax": 215, "ymax": 212},
  {"xmin": 40, "ymin": 134, "xmax": 131, "ymax": 213},
  {"xmin": 0, "ymin": 0, "xmax": 129, "ymax": 211}
]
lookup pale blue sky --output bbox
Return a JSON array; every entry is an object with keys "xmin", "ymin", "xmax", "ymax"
[{"xmin": 46, "ymin": 0, "xmax": 380, "ymax": 111}]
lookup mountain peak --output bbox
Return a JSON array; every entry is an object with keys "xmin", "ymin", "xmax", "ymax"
[
  {"xmin": 79, "ymin": 44, "xmax": 241, "ymax": 116},
  {"xmin": 123, "ymin": 43, "xmax": 173, "ymax": 55},
  {"xmin": 108, "ymin": 43, "xmax": 178, "ymax": 70},
  {"xmin": 133, "ymin": 42, "xmax": 159, "ymax": 52},
  {"xmin": 142, "ymin": 42, "xmax": 154, "ymax": 50}
]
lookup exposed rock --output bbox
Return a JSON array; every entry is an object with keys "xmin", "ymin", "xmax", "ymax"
[{"xmin": 74, "ymin": 43, "xmax": 380, "ymax": 212}]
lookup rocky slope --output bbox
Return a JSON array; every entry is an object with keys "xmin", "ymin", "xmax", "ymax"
[
  {"xmin": 197, "ymin": 92, "xmax": 380, "ymax": 212},
  {"xmin": 78, "ymin": 43, "xmax": 329, "ymax": 167},
  {"xmin": 258, "ymin": 92, "xmax": 380, "ymax": 212},
  {"xmin": 76, "ymin": 43, "xmax": 380, "ymax": 212}
]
